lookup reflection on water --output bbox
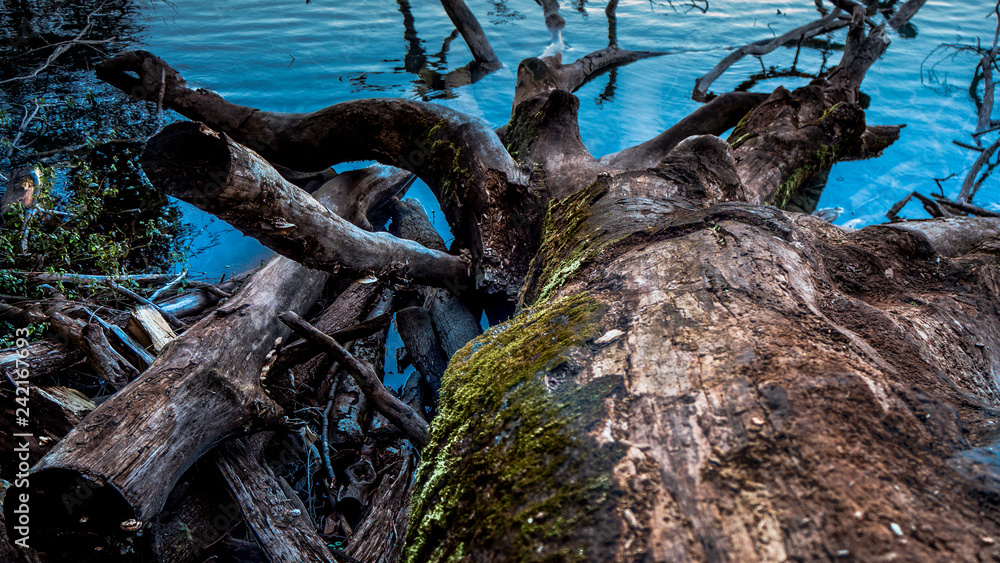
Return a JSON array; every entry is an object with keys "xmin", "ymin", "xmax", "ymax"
[{"xmin": 0, "ymin": 0, "xmax": 191, "ymax": 278}]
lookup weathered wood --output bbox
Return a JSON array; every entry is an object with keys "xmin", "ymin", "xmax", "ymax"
[
  {"xmin": 600, "ymin": 92, "xmax": 769, "ymax": 169},
  {"xmin": 387, "ymin": 197, "xmax": 482, "ymax": 360},
  {"xmin": 438, "ymin": 0, "xmax": 500, "ymax": 66},
  {"xmin": 395, "ymin": 306, "xmax": 448, "ymax": 402},
  {"xmin": 141, "ymin": 121, "xmax": 471, "ymax": 290},
  {"xmin": 214, "ymin": 437, "xmax": 337, "ymax": 563},
  {"xmin": 0, "ymin": 385, "xmax": 95, "ymax": 474},
  {"xmin": 157, "ymin": 273, "xmax": 249, "ymax": 319},
  {"xmin": 10, "ymin": 241, "xmax": 328, "ymax": 550},
  {"xmin": 127, "ymin": 305, "xmax": 178, "ymax": 354},
  {"xmin": 87, "ymin": 5, "xmax": 1000, "ymax": 561},
  {"xmin": 266, "ymin": 282, "xmax": 382, "ymax": 410},
  {"xmin": 342, "ymin": 442, "xmax": 418, "ymax": 563},
  {"xmin": 0, "ymin": 340, "xmax": 84, "ymax": 383}
]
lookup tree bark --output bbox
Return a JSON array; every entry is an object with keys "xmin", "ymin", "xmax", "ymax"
[
  {"xmin": 406, "ymin": 203, "xmax": 1000, "ymax": 562},
  {"xmin": 141, "ymin": 121, "xmax": 470, "ymax": 290},
  {"xmin": 8, "ymin": 253, "xmax": 324, "ymax": 555}
]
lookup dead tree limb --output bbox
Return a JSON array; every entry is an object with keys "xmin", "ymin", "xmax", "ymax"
[
  {"xmin": 730, "ymin": 13, "xmax": 901, "ymax": 206},
  {"xmin": 141, "ymin": 121, "xmax": 471, "ymax": 290},
  {"xmin": 214, "ymin": 438, "xmax": 339, "ymax": 563},
  {"xmin": 279, "ymin": 311, "xmax": 429, "ymax": 449},
  {"xmin": 600, "ymin": 92, "xmax": 769, "ymax": 169},
  {"xmin": 512, "ymin": 46, "xmax": 664, "ymax": 107},
  {"xmin": 693, "ymin": 8, "xmax": 848, "ymax": 101},
  {"xmin": 958, "ymin": 136, "xmax": 1000, "ymax": 203},
  {"xmin": 15, "ymin": 252, "xmax": 327, "ymax": 551},
  {"xmin": 439, "ymin": 0, "xmax": 500, "ymax": 66},
  {"xmin": 96, "ymin": 50, "xmax": 531, "ymax": 297},
  {"xmin": 887, "ymin": 0, "xmax": 928, "ymax": 30}
]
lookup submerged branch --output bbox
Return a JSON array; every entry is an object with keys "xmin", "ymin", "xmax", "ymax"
[
  {"xmin": 693, "ymin": 7, "xmax": 848, "ymax": 101},
  {"xmin": 439, "ymin": 0, "xmax": 501, "ymax": 66}
]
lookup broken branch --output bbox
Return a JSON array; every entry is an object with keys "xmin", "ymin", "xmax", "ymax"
[{"xmin": 279, "ymin": 311, "xmax": 429, "ymax": 449}]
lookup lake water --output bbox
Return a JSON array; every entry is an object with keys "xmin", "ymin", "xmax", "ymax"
[{"xmin": 132, "ymin": 0, "xmax": 998, "ymax": 388}]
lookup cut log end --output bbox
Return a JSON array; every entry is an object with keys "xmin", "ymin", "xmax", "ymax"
[{"xmin": 140, "ymin": 121, "xmax": 231, "ymax": 202}]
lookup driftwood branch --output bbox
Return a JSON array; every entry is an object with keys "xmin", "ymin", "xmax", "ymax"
[
  {"xmin": 214, "ymin": 438, "xmax": 339, "ymax": 563},
  {"xmin": 887, "ymin": 0, "xmax": 928, "ymax": 30},
  {"xmin": 600, "ymin": 91, "xmax": 769, "ymax": 168},
  {"xmin": 279, "ymin": 311, "xmax": 429, "ymax": 449},
  {"xmin": 513, "ymin": 45, "xmax": 664, "ymax": 106},
  {"xmin": 730, "ymin": 12, "xmax": 900, "ymax": 206},
  {"xmin": 958, "ymin": 136, "xmax": 1000, "ymax": 203},
  {"xmin": 141, "ymin": 121, "xmax": 472, "ymax": 290},
  {"xmin": 439, "ymin": 0, "xmax": 500, "ymax": 66},
  {"xmin": 17, "ymin": 251, "xmax": 328, "ymax": 547}
]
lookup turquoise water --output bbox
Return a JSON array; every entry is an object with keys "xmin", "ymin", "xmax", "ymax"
[{"xmin": 137, "ymin": 0, "xmax": 998, "ymax": 269}]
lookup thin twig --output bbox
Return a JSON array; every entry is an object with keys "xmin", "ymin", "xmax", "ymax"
[
  {"xmin": 0, "ymin": 1, "xmax": 110, "ymax": 86},
  {"xmin": 693, "ymin": 8, "xmax": 847, "ymax": 101},
  {"xmin": 279, "ymin": 311, "xmax": 428, "ymax": 449},
  {"xmin": 149, "ymin": 268, "xmax": 187, "ymax": 302},
  {"xmin": 105, "ymin": 279, "xmax": 186, "ymax": 329}
]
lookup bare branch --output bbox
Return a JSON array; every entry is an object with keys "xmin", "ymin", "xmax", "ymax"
[
  {"xmin": 0, "ymin": 1, "xmax": 109, "ymax": 86},
  {"xmin": 887, "ymin": 0, "xmax": 928, "ymax": 30},
  {"xmin": 279, "ymin": 311, "xmax": 429, "ymax": 449},
  {"xmin": 958, "ymin": 136, "xmax": 1000, "ymax": 203},
  {"xmin": 600, "ymin": 92, "xmax": 769, "ymax": 169},
  {"xmin": 439, "ymin": 0, "xmax": 501, "ymax": 66},
  {"xmin": 693, "ymin": 8, "xmax": 849, "ymax": 101},
  {"xmin": 141, "ymin": 122, "xmax": 472, "ymax": 290},
  {"xmin": 513, "ymin": 46, "xmax": 664, "ymax": 106}
]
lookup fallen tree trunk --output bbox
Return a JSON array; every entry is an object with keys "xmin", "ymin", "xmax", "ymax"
[
  {"xmin": 406, "ymin": 203, "xmax": 1000, "ymax": 562},
  {"xmin": 70, "ymin": 1, "xmax": 1000, "ymax": 560}
]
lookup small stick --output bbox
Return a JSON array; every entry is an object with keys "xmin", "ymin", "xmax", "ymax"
[
  {"xmin": 149, "ymin": 268, "xmax": 187, "ymax": 302},
  {"xmin": 279, "ymin": 311, "xmax": 429, "ymax": 449}
]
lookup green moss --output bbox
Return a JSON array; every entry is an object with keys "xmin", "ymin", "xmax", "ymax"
[
  {"xmin": 405, "ymin": 293, "xmax": 623, "ymax": 562},
  {"xmin": 770, "ymin": 143, "xmax": 839, "ymax": 210},
  {"xmin": 519, "ymin": 180, "xmax": 623, "ymax": 308},
  {"xmin": 504, "ymin": 101, "xmax": 547, "ymax": 162},
  {"xmin": 727, "ymin": 110, "xmax": 757, "ymax": 149}
]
